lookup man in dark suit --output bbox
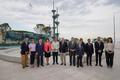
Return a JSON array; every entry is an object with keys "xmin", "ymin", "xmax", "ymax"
[
  {"xmin": 59, "ymin": 38, "xmax": 68, "ymax": 66},
  {"xmin": 80, "ymin": 38, "xmax": 86, "ymax": 55},
  {"xmin": 76, "ymin": 38, "xmax": 84, "ymax": 68},
  {"xmin": 36, "ymin": 38, "xmax": 44, "ymax": 67},
  {"xmin": 20, "ymin": 37, "xmax": 29, "ymax": 68},
  {"xmin": 94, "ymin": 37, "xmax": 104, "ymax": 67},
  {"xmin": 69, "ymin": 37, "xmax": 76, "ymax": 66},
  {"xmin": 85, "ymin": 39, "xmax": 94, "ymax": 66}
]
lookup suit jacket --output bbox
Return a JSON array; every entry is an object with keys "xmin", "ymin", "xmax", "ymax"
[
  {"xmin": 85, "ymin": 43, "xmax": 94, "ymax": 55},
  {"xmin": 95, "ymin": 41, "xmax": 104, "ymax": 53},
  {"xmin": 36, "ymin": 43, "xmax": 44, "ymax": 56},
  {"xmin": 81, "ymin": 42, "xmax": 86, "ymax": 52},
  {"xmin": 68, "ymin": 41, "xmax": 76, "ymax": 51},
  {"xmin": 76, "ymin": 44, "xmax": 84, "ymax": 56},
  {"xmin": 20, "ymin": 42, "xmax": 29, "ymax": 54},
  {"xmin": 59, "ymin": 41, "xmax": 68, "ymax": 53}
]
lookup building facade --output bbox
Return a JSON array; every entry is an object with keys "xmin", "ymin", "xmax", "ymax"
[{"xmin": 0, "ymin": 23, "xmax": 50, "ymax": 44}]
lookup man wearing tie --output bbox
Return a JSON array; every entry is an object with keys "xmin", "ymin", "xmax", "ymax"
[
  {"xmin": 59, "ymin": 38, "xmax": 68, "ymax": 66},
  {"xmin": 85, "ymin": 39, "xmax": 94, "ymax": 66},
  {"xmin": 95, "ymin": 37, "xmax": 104, "ymax": 67},
  {"xmin": 76, "ymin": 38, "xmax": 84, "ymax": 68},
  {"xmin": 68, "ymin": 37, "xmax": 76, "ymax": 66}
]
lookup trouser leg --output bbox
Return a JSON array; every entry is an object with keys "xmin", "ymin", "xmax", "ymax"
[
  {"xmin": 41, "ymin": 55, "xmax": 44, "ymax": 66},
  {"xmin": 69, "ymin": 51, "xmax": 72, "ymax": 65},
  {"xmin": 30, "ymin": 54, "xmax": 32, "ymax": 65},
  {"xmin": 80, "ymin": 55, "xmax": 83, "ymax": 66},
  {"xmin": 90, "ymin": 54, "xmax": 92, "ymax": 66},
  {"xmin": 110, "ymin": 53, "xmax": 114, "ymax": 67},
  {"xmin": 95, "ymin": 52, "xmax": 98, "ymax": 65},
  {"xmin": 25, "ymin": 53, "xmax": 28, "ymax": 66},
  {"xmin": 52, "ymin": 52, "xmax": 55, "ymax": 64},
  {"xmin": 99, "ymin": 52, "xmax": 102, "ymax": 66},
  {"xmin": 60, "ymin": 54, "xmax": 63, "ymax": 64},
  {"xmin": 55, "ymin": 52, "xmax": 58, "ymax": 64},
  {"xmin": 105, "ymin": 52, "xmax": 109, "ymax": 67},
  {"xmin": 63, "ymin": 53, "xmax": 66, "ymax": 64},
  {"xmin": 21, "ymin": 54, "xmax": 25, "ymax": 67},
  {"xmin": 86, "ymin": 54, "xmax": 89, "ymax": 65},
  {"xmin": 30, "ymin": 53, "xmax": 35, "ymax": 65},
  {"xmin": 77, "ymin": 55, "xmax": 80, "ymax": 67},
  {"xmin": 73, "ymin": 52, "xmax": 76, "ymax": 66},
  {"xmin": 37, "ymin": 55, "xmax": 40, "ymax": 67}
]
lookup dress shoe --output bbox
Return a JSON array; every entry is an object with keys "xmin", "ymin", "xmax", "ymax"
[
  {"xmin": 60, "ymin": 63, "xmax": 63, "ymax": 65},
  {"xmin": 99, "ymin": 65, "xmax": 103, "ymax": 67}
]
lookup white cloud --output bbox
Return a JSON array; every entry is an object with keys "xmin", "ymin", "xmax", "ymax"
[{"xmin": 0, "ymin": 0, "xmax": 120, "ymax": 40}]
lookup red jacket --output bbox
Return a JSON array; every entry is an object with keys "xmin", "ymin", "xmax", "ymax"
[{"xmin": 44, "ymin": 42, "xmax": 51, "ymax": 52}]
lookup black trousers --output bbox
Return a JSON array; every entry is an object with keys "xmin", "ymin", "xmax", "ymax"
[
  {"xmin": 77, "ymin": 55, "xmax": 83, "ymax": 67},
  {"xmin": 52, "ymin": 52, "xmax": 58, "ymax": 64},
  {"xmin": 37, "ymin": 55, "xmax": 44, "ymax": 67},
  {"xmin": 105, "ymin": 51, "xmax": 114, "ymax": 67},
  {"xmin": 95, "ymin": 52, "xmax": 102, "ymax": 65},
  {"xmin": 69, "ymin": 51, "xmax": 76, "ymax": 66},
  {"xmin": 86, "ymin": 54, "xmax": 92, "ymax": 66},
  {"xmin": 30, "ymin": 52, "xmax": 36, "ymax": 65}
]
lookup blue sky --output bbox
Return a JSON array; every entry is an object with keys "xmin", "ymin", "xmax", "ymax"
[{"xmin": 0, "ymin": 0, "xmax": 120, "ymax": 40}]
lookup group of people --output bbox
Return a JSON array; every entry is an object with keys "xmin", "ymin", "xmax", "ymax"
[{"xmin": 20, "ymin": 36, "xmax": 114, "ymax": 69}]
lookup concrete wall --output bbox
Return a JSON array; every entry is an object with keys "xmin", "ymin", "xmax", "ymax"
[{"xmin": 5, "ymin": 40, "xmax": 19, "ymax": 44}]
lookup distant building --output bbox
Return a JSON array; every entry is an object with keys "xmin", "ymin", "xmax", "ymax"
[
  {"xmin": 0, "ymin": 23, "xmax": 50, "ymax": 44},
  {"xmin": 5, "ymin": 30, "xmax": 48, "ymax": 44}
]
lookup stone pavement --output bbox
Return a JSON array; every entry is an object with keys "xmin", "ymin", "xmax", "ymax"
[{"xmin": 0, "ymin": 49, "xmax": 120, "ymax": 80}]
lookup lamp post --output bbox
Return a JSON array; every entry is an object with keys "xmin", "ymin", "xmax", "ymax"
[
  {"xmin": 113, "ymin": 12, "xmax": 120, "ymax": 47},
  {"xmin": 113, "ymin": 14, "xmax": 116, "ymax": 47}
]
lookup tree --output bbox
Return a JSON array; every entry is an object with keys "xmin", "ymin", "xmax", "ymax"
[
  {"xmin": 34, "ymin": 24, "xmax": 51, "ymax": 36},
  {"xmin": 0, "ymin": 23, "xmax": 11, "ymax": 43},
  {"xmin": 34, "ymin": 24, "xmax": 45, "ymax": 34},
  {"xmin": 42, "ymin": 26, "xmax": 51, "ymax": 35}
]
